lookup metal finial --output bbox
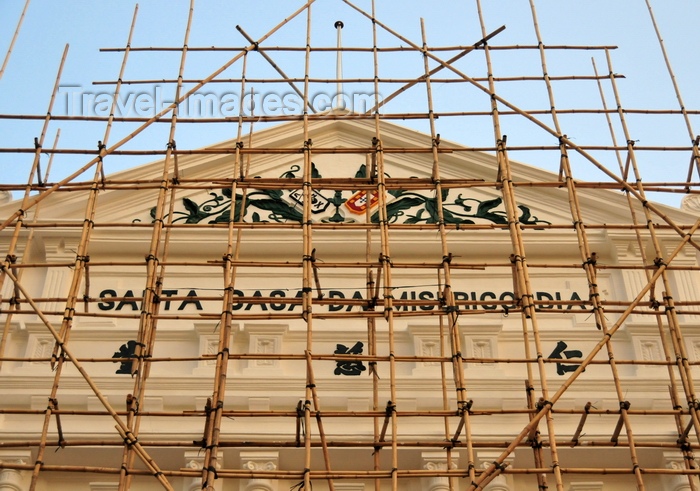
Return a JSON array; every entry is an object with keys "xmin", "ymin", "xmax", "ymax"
[{"xmin": 334, "ymin": 20, "xmax": 344, "ymax": 110}]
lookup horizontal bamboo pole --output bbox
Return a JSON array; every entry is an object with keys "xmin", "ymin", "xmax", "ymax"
[
  {"xmin": 10, "ymin": 220, "xmax": 700, "ymax": 233},
  {"xmin": 4, "ymin": 259, "xmax": 700, "ymax": 273},
  {"xmin": 92, "ymin": 74, "xmax": 620, "ymax": 85},
  {"xmin": 3, "ymin": 109, "xmax": 700, "ymax": 124},
  {"xmin": 4, "ymin": 351, "xmax": 700, "ymax": 368},
  {"xmin": 2, "ymin": 177, "xmax": 700, "ymax": 193},
  {"xmin": 9, "ymin": 306, "xmax": 700, "ymax": 320},
  {"xmin": 0, "ymin": 406, "xmax": 693, "ymax": 418},
  {"xmin": 99, "ymin": 43, "xmax": 618, "ymax": 53},
  {"xmin": 0, "ymin": 437, "xmax": 694, "ymax": 451},
  {"xmin": 1, "ymin": 462, "xmax": 698, "ymax": 479}
]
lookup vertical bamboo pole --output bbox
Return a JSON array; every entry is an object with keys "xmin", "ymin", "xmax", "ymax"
[
  {"xmin": 361, "ymin": 151, "xmax": 382, "ymax": 491},
  {"xmin": 368, "ymin": 3, "xmax": 399, "ymax": 489},
  {"xmin": 594, "ymin": 54, "xmax": 698, "ymax": 490},
  {"xmin": 200, "ymin": 6, "xmax": 320, "ymax": 490},
  {"xmin": 604, "ymin": 47, "xmax": 700, "ymax": 488},
  {"xmin": 0, "ymin": 269, "xmax": 173, "ymax": 489},
  {"xmin": 117, "ymin": 3, "xmax": 185, "ymax": 489},
  {"xmin": 419, "ymin": 18, "xmax": 470, "ymax": 489},
  {"xmin": 300, "ymin": 6, "xmax": 319, "ymax": 490},
  {"xmin": 0, "ymin": 128, "xmax": 58, "ymax": 372},
  {"xmin": 201, "ymin": 44, "xmax": 251, "ymax": 491},
  {"xmin": 528, "ymin": 1, "xmax": 645, "ymax": 488},
  {"xmin": 474, "ymin": 2, "xmax": 549, "ymax": 489},
  {"xmin": 644, "ymin": 0, "xmax": 697, "ymax": 147}
]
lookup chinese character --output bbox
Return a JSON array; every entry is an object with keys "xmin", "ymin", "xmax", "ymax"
[
  {"xmin": 112, "ymin": 340, "xmax": 138, "ymax": 375},
  {"xmin": 334, "ymin": 341, "xmax": 366, "ymax": 376},
  {"xmin": 548, "ymin": 340, "xmax": 582, "ymax": 376}
]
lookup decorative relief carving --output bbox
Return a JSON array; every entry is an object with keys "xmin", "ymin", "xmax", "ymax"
[
  {"xmin": 681, "ymin": 194, "xmax": 700, "ymax": 213},
  {"xmin": 641, "ymin": 340, "xmax": 660, "ymax": 361},
  {"xmin": 472, "ymin": 339, "xmax": 493, "ymax": 365},
  {"xmin": 421, "ymin": 339, "xmax": 440, "ymax": 366},
  {"xmin": 242, "ymin": 325, "xmax": 287, "ymax": 374},
  {"xmin": 255, "ymin": 338, "xmax": 276, "ymax": 366},
  {"xmin": 183, "ymin": 450, "xmax": 223, "ymax": 491},
  {"xmin": 0, "ymin": 450, "xmax": 31, "ymax": 491},
  {"xmin": 240, "ymin": 451, "xmax": 279, "ymax": 491},
  {"xmin": 662, "ymin": 451, "xmax": 699, "ymax": 491},
  {"xmin": 421, "ymin": 451, "xmax": 459, "ymax": 491}
]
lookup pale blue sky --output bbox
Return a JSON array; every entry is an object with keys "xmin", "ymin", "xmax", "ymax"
[{"xmin": 0, "ymin": 1, "xmax": 698, "ymax": 206}]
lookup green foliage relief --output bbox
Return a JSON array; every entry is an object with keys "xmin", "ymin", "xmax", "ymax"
[{"xmin": 148, "ymin": 163, "xmax": 549, "ymax": 226}]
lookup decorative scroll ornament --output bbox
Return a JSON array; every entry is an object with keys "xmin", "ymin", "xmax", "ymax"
[{"xmin": 141, "ymin": 163, "xmax": 549, "ymax": 227}]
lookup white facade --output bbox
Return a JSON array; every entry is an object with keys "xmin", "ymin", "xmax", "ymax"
[{"xmin": 1, "ymin": 118, "xmax": 699, "ymax": 489}]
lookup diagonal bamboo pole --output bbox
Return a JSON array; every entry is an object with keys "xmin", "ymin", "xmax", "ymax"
[
  {"xmin": 0, "ymin": 0, "xmax": 30, "ymax": 81},
  {"xmin": 0, "ymin": 0, "xmax": 318, "ymax": 235},
  {"xmin": 594, "ymin": 53, "xmax": 699, "ymax": 490},
  {"xmin": 235, "ymin": 24, "xmax": 315, "ymax": 115},
  {"xmin": 363, "ymin": 25, "xmax": 506, "ymax": 116},
  {"xmin": 467, "ymin": 217, "xmax": 700, "ymax": 489},
  {"xmin": 0, "ymin": 128, "xmax": 58, "ymax": 372},
  {"xmin": 342, "ymin": 0, "xmax": 700, "ymax": 254},
  {"xmin": 0, "ymin": 266, "xmax": 173, "ymax": 489}
]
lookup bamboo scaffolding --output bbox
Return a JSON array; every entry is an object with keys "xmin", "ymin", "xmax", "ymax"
[
  {"xmin": 1, "ymin": 2, "xmax": 700, "ymax": 490},
  {"xmin": 117, "ymin": 3, "xmax": 187, "ymax": 489},
  {"xmin": 199, "ymin": 46, "xmax": 250, "ymax": 490},
  {"xmin": 595, "ymin": 51, "xmax": 700, "ymax": 489},
  {"xmin": 419, "ymin": 17, "xmax": 472, "ymax": 489}
]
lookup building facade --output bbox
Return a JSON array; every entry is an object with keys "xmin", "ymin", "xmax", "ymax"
[{"xmin": 1, "ymin": 117, "xmax": 700, "ymax": 490}]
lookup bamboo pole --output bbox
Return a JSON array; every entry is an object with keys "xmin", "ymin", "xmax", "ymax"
[
  {"xmin": 235, "ymin": 25, "xmax": 315, "ymax": 115},
  {"xmin": 99, "ymin": 43, "xmax": 619, "ymax": 53},
  {"xmin": 0, "ymin": 267, "xmax": 173, "ymax": 489},
  {"xmin": 118, "ymin": 3, "xmax": 186, "ymax": 488},
  {"xmin": 201, "ymin": 19, "xmax": 254, "ymax": 491},
  {"xmin": 364, "ymin": 25, "xmax": 505, "ymax": 115},
  {"xmin": 0, "ymin": 128, "xmax": 59, "ymax": 371},
  {"xmin": 595, "ymin": 52, "xmax": 699, "ymax": 489},
  {"xmin": 419, "ymin": 17, "xmax": 471, "ymax": 489},
  {"xmin": 93, "ymin": 72, "xmax": 621, "ymax": 86},
  {"xmin": 0, "ymin": 0, "xmax": 319, "ymax": 236},
  {"xmin": 342, "ymin": 0, "xmax": 700, "ymax": 255},
  {"xmin": 369, "ymin": 2, "xmax": 399, "ymax": 488},
  {"xmin": 0, "ymin": 0, "xmax": 30, "ymax": 81}
]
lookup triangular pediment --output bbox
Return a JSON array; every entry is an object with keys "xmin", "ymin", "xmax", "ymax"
[{"xmin": 2, "ymin": 116, "xmax": 695, "ymax": 270}]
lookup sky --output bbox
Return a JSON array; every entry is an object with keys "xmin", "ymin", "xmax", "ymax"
[{"xmin": 0, "ymin": 1, "xmax": 698, "ymax": 207}]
